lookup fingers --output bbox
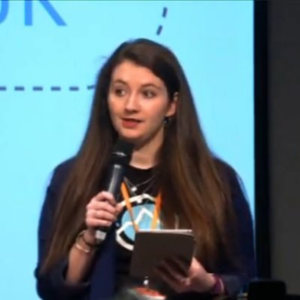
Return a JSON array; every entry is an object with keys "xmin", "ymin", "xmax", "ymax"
[
  {"xmin": 156, "ymin": 260, "xmax": 183, "ymax": 280},
  {"xmin": 88, "ymin": 200, "xmax": 117, "ymax": 214},
  {"xmin": 85, "ymin": 191, "xmax": 123, "ymax": 229},
  {"xmin": 157, "ymin": 257, "xmax": 189, "ymax": 277},
  {"xmin": 87, "ymin": 209, "xmax": 116, "ymax": 222},
  {"xmin": 87, "ymin": 218, "xmax": 114, "ymax": 228},
  {"xmin": 154, "ymin": 265, "xmax": 187, "ymax": 293},
  {"xmin": 168, "ymin": 257, "xmax": 190, "ymax": 277},
  {"xmin": 92, "ymin": 191, "xmax": 117, "ymax": 206},
  {"xmin": 154, "ymin": 258, "xmax": 191, "ymax": 293}
]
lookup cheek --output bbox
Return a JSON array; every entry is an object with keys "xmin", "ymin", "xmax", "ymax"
[
  {"xmin": 152, "ymin": 112, "xmax": 165, "ymax": 124},
  {"xmin": 147, "ymin": 103, "xmax": 168, "ymax": 124},
  {"xmin": 145, "ymin": 112, "xmax": 165, "ymax": 133},
  {"xmin": 108, "ymin": 99, "xmax": 119, "ymax": 119},
  {"xmin": 107, "ymin": 105, "xmax": 119, "ymax": 131}
]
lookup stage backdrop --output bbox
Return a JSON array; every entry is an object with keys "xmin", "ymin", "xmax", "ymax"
[{"xmin": 0, "ymin": 1, "xmax": 253, "ymax": 299}]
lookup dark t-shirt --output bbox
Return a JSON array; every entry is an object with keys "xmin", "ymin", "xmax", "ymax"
[
  {"xmin": 35, "ymin": 158, "xmax": 255, "ymax": 300},
  {"xmin": 114, "ymin": 164, "xmax": 160, "ymax": 291}
]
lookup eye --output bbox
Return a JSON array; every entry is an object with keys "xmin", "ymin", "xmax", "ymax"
[
  {"xmin": 114, "ymin": 88, "xmax": 126, "ymax": 97},
  {"xmin": 142, "ymin": 90, "xmax": 156, "ymax": 98}
]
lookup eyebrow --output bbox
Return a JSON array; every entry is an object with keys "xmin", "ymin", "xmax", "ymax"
[{"xmin": 112, "ymin": 79, "xmax": 161, "ymax": 90}]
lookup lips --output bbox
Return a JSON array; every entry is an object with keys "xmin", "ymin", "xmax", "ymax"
[
  {"xmin": 122, "ymin": 118, "xmax": 141, "ymax": 123},
  {"xmin": 121, "ymin": 118, "xmax": 141, "ymax": 128}
]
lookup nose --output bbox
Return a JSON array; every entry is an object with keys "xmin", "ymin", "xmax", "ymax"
[{"xmin": 124, "ymin": 92, "xmax": 139, "ymax": 112}]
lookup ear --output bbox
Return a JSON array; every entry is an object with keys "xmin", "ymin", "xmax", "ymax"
[{"xmin": 165, "ymin": 92, "xmax": 178, "ymax": 118}]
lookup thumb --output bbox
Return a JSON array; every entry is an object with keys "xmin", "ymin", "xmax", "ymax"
[{"xmin": 116, "ymin": 203, "xmax": 123, "ymax": 214}]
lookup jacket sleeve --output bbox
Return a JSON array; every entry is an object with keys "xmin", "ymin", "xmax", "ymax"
[
  {"xmin": 217, "ymin": 164, "xmax": 256, "ymax": 296},
  {"xmin": 34, "ymin": 161, "xmax": 90, "ymax": 300}
]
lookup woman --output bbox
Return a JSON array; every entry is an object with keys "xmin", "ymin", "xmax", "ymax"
[{"xmin": 35, "ymin": 38, "xmax": 255, "ymax": 300}]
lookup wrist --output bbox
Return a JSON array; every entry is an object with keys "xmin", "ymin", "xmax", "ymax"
[
  {"xmin": 83, "ymin": 229, "xmax": 98, "ymax": 246},
  {"xmin": 74, "ymin": 229, "xmax": 102, "ymax": 254},
  {"xmin": 74, "ymin": 230, "xmax": 97, "ymax": 254}
]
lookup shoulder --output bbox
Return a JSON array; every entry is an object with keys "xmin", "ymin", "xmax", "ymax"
[
  {"xmin": 40, "ymin": 157, "xmax": 77, "ymax": 217},
  {"xmin": 214, "ymin": 157, "xmax": 241, "ymax": 188},
  {"xmin": 48, "ymin": 157, "xmax": 76, "ymax": 195},
  {"xmin": 213, "ymin": 157, "xmax": 249, "ymax": 209}
]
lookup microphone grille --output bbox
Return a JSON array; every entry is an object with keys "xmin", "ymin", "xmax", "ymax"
[{"xmin": 111, "ymin": 139, "xmax": 134, "ymax": 165}]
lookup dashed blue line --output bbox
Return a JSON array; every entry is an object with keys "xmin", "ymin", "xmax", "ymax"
[
  {"xmin": 51, "ymin": 86, "xmax": 61, "ymax": 91},
  {"xmin": 162, "ymin": 7, "xmax": 167, "ymax": 17},
  {"xmin": 0, "ymin": 86, "xmax": 95, "ymax": 92},
  {"xmin": 156, "ymin": 25, "xmax": 163, "ymax": 35},
  {"xmin": 1, "ymin": 6, "xmax": 168, "ymax": 91},
  {"xmin": 33, "ymin": 86, "xmax": 43, "ymax": 91},
  {"xmin": 69, "ymin": 86, "xmax": 79, "ymax": 91},
  {"xmin": 15, "ymin": 86, "xmax": 25, "ymax": 91},
  {"xmin": 157, "ymin": 7, "xmax": 168, "ymax": 35}
]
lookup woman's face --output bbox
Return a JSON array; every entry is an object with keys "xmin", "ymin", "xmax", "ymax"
[{"xmin": 108, "ymin": 60, "xmax": 176, "ymax": 146}]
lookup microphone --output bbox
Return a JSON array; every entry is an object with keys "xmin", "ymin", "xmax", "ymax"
[{"xmin": 95, "ymin": 139, "xmax": 134, "ymax": 241}]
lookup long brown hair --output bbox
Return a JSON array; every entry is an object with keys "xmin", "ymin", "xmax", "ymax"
[{"xmin": 40, "ymin": 38, "xmax": 238, "ymax": 273}]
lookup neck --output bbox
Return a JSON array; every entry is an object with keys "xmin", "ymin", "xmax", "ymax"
[{"xmin": 130, "ymin": 132, "xmax": 163, "ymax": 170}]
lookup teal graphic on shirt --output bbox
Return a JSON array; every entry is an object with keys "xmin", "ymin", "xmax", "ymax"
[{"xmin": 116, "ymin": 193, "xmax": 161, "ymax": 251}]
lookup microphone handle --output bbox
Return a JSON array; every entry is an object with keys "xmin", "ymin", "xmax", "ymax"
[{"xmin": 95, "ymin": 164, "xmax": 125, "ymax": 241}]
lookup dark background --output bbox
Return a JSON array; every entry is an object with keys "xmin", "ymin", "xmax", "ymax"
[{"xmin": 255, "ymin": 0, "xmax": 300, "ymax": 295}]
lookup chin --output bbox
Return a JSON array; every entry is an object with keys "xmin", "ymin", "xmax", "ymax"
[{"xmin": 117, "ymin": 132, "xmax": 142, "ymax": 144}]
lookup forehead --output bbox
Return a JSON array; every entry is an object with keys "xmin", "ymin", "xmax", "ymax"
[{"xmin": 111, "ymin": 60, "xmax": 163, "ymax": 86}]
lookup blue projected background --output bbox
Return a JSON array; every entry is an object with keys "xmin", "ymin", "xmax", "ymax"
[{"xmin": 0, "ymin": 1, "xmax": 253, "ymax": 299}]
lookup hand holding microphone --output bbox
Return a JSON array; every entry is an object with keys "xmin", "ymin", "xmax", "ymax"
[
  {"xmin": 83, "ymin": 191, "xmax": 123, "ymax": 245},
  {"xmin": 66, "ymin": 139, "xmax": 133, "ymax": 284},
  {"xmin": 87, "ymin": 139, "xmax": 134, "ymax": 242}
]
